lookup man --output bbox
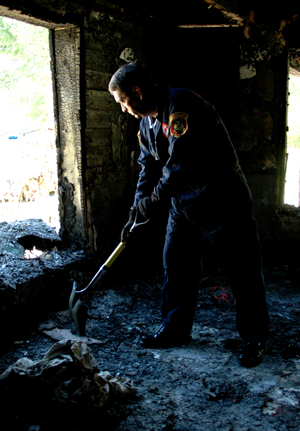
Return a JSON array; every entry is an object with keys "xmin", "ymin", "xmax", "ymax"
[{"xmin": 108, "ymin": 62, "xmax": 270, "ymax": 367}]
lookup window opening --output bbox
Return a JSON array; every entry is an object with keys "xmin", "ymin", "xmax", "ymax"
[
  {"xmin": 0, "ymin": 17, "xmax": 59, "ymax": 231},
  {"xmin": 284, "ymin": 67, "xmax": 300, "ymax": 207}
]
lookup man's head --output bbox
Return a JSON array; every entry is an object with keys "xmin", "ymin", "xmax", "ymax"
[{"xmin": 109, "ymin": 62, "xmax": 157, "ymax": 119}]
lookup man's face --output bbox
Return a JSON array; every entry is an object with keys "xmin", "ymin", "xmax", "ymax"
[{"xmin": 112, "ymin": 87, "xmax": 145, "ymax": 119}]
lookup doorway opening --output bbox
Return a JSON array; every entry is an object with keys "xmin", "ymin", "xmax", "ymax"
[
  {"xmin": 284, "ymin": 67, "xmax": 300, "ymax": 207},
  {"xmin": 0, "ymin": 17, "xmax": 59, "ymax": 231}
]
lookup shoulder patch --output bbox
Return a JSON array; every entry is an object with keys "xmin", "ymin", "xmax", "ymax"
[{"xmin": 170, "ymin": 112, "xmax": 188, "ymax": 138}]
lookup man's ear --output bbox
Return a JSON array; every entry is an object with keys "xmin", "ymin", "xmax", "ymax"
[{"xmin": 132, "ymin": 86, "xmax": 143, "ymax": 100}]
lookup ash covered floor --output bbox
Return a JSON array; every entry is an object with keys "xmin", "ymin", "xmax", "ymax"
[{"xmin": 0, "ymin": 261, "xmax": 300, "ymax": 430}]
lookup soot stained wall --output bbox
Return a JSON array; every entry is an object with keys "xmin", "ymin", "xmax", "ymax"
[
  {"xmin": 83, "ymin": 13, "xmax": 154, "ymax": 253},
  {"xmin": 53, "ymin": 27, "xmax": 86, "ymax": 246}
]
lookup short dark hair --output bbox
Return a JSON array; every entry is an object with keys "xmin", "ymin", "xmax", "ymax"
[{"xmin": 108, "ymin": 62, "xmax": 154, "ymax": 95}]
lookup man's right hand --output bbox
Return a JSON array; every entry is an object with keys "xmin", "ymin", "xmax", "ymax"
[{"xmin": 121, "ymin": 206, "xmax": 137, "ymax": 242}]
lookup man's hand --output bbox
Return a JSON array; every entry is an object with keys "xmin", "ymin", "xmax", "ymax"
[{"xmin": 121, "ymin": 206, "xmax": 136, "ymax": 242}]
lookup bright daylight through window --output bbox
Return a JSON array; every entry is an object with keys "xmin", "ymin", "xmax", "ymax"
[
  {"xmin": 285, "ymin": 68, "xmax": 300, "ymax": 207},
  {"xmin": 0, "ymin": 17, "xmax": 59, "ymax": 230}
]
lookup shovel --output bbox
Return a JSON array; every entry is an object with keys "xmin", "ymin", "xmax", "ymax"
[{"xmin": 69, "ymin": 212, "xmax": 148, "ymax": 335}]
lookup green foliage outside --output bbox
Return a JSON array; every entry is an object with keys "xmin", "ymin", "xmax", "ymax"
[
  {"xmin": 0, "ymin": 17, "xmax": 53, "ymax": 131},
  {"xmin": 287, "ymin": 73, "xmax": 300, "ymax": 150},
  {"xmin": 0, "ymin": 18, "xmax": 58, "ymax": 226}
]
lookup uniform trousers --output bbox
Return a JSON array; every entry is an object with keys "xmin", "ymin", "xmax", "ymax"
[{"xmin": 161, "ymin": 199, "xmax": 270, "ymax": 343}]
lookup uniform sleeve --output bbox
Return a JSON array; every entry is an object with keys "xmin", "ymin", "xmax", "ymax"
[
  {"xmin": 153, "ymin": 105, "xmax": 201, "ymax": 202},
  {"xmin": 152, "ymin": 95, "xmax": 238, "ymax": 204},
  {"xmin": 133, "ymin": 128, "xmax": 162, "ymax": 208}
]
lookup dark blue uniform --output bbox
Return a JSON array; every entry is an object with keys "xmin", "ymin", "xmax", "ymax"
[{"xmin": 133, "ymin": 86, "xmax": 269, "ymax": 343}]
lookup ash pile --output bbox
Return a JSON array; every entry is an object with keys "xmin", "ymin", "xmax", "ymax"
[{"xmin": 0, "ymin": 218, "xmax": 87, "ymax": 337}]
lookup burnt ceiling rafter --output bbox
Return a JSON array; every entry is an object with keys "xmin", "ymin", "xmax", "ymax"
[
  {"xmin": 204, "ymin": 0, "xmax": 300, "ymax": 54},
  {"xmin": 86, "ymin": 0, "xmax": 234, "ymax": 27},
  {"xmin": 0, "ymin": 1, "xmax": 299, "ymax": 29},
  {"xmin": 204, "ymin": 0, "xmax": 300, "ymax": 24},
  {"xmin": 0, "ymin": 0, "xmax": 231, "ymax": 29},
  {"xmin": 96, "ymin": 0, "xmax": 300, "ymax": 27}
]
